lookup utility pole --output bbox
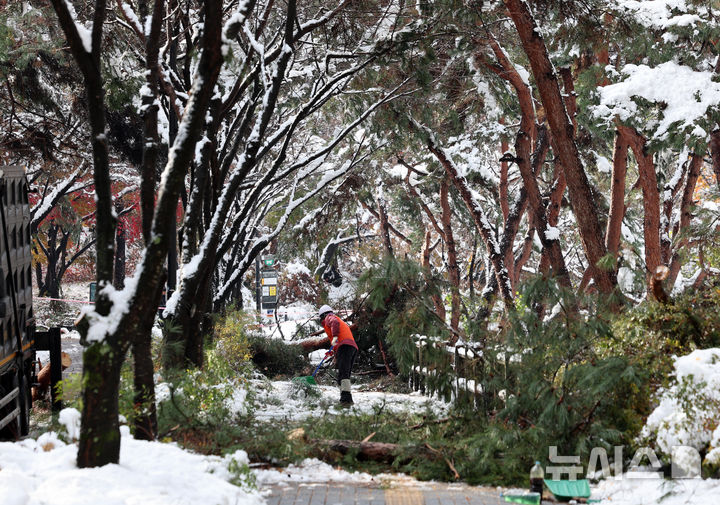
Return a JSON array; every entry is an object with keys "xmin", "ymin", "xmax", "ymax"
[{"xmin": 255, "ymin": 256, "xmax": 261, "ymax": 312}]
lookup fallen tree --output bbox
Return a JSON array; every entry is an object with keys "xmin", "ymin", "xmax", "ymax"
[{"xmin": 311, "ymin": 438, "xmax": 432, "ymax": 463}]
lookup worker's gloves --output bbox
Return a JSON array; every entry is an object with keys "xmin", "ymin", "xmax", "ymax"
[{"xmin": 330, "ymin": 337, "xmax": 338, "ymax": 347}]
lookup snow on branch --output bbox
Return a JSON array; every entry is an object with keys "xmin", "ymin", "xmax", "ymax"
[
  {"xmin": 31, "ymin": 164, "xmax": 88, "ymax": 232},
  {"xmin": 214, "ymin": 152, "xmax": 370, "ymax": 303},
  {"xmin": 223, "ymin": 0, "xmax": 256, "ymax": 41},
  {"xmin": 594, "ymin": 62, "xmax": 720, "ymax": 140},
  {"xmin": 411, "ymin": 117, "xmax": 514, "ymax": 304},
  {"xmin": 314, "ymin": 231, "xmax": 374, "ymax": 277},
  {"xmin": 267, "ymin": 77, "xmax": 412, "ymax": 184},
  {"xmin": 60, "ymin": 0, "xmax": 93, "ymax": 53},
  {"xmin": 117, "ymin": 1, "xmax": 144, "ymax": 39}
]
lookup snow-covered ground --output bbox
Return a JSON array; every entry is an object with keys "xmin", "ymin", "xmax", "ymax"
[
  {"xmin": 594, "ymin": 476, "xmax": 720, "ymax": 505},
  {"xmin": 255, "ymin": 458, "xmax": 375, "ymax": 485},
  {"xmin": 0, "ymin": 425, "xmax": 261, "ymax": 505},
  {"xmin": 250, "ymin": 379, "xmax": 450, "ymax": 422}
]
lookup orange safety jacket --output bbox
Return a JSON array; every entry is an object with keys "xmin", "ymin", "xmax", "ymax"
[{"xmin": 322, "ymin": 313, "xmax": 358, "ymax": 351}]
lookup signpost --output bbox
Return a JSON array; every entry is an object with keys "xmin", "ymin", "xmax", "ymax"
[{"xmin": 257, "ymin": 255, "xmax": 278, "ymax": 316}]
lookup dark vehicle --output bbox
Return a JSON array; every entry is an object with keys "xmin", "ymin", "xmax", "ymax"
[{"xmin": 0, "ymin": 165, "xmax": 35, "ymax": 439}]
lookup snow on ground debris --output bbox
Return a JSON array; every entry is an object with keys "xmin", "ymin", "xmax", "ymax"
[
  {"xmin": 255, "ymin": 458, "xmax": 374, "ymax": 485},
  {"xmin": 588, "ymin": 348, "xmax": 720, "ymax": 504},
  {"xmin": 0, "ymin": 427, "xmax": 262, "ymax": 505},
  {"xmin": 251, "ymin": 379, "xmax": 450, "ymax": 422},
  {"xmin": 594, "ymin": 476, "xmax": 720, "ymax": 505},
  {"xmin": 642, "ymin": 348, "xmax": 720, "ymax": 460},
  {"xmin": 254, "ymin": 458, "xmax": 442, "ymax": 490}
]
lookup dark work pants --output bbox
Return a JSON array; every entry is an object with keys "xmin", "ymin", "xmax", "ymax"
[{"xmin": 336, "ymin": 344, "xmax": 357, "ymax": 385}]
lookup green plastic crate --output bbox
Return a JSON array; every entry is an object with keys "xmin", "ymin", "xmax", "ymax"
[{"xmin": 544, "ymin": 479, "xmax": 591, "ymax": 500}]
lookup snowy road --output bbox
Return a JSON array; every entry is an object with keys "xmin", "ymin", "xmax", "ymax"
[
  {"xmin": 263, "ymin": 481, "xmax": 510, "ymax": 505},
  {"xmin": 257, "ymin": 460, "xmax": 546, "ymax": 505}
]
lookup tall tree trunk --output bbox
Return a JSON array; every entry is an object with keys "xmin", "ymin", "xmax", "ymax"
[
  {"xmin": 711, "ymin": 130, "xmax": 720, "ymax": 190},
  {"xmin": 668, "ymin": 154, "xmax": 703, "ymax": 286},
  {"xmin": 131, "ymin": 0, "xmax": 165, "ymax": 442},
  {"xmin": 440, "ymin": 177, "xmax": 460, "ymax": 337},
  {"xmin": 538, "ymin": 162, "xmax": 567, "ymax": 274},
  {"xmin": 182, "ymin": 272, "xmax": 213, "ymax": 367},
  {"xmin": 130, "ymin": 280, "xmax": 163, "ymax": 441},
  {"xmin": 503, "ymin": 0, "xmax": 616, "ymax": 294},
  {"xmin": 500, "ymin": 134, "xmax": 510, "ymax": 222},
  {"xmin": 661, "ymin": 156, "xmax": 689, "ymax": 264},
  {"xmin": 138, "ymin": 0, "xmax": 165, "ymax": 244},
  {"xmin": 617, "ymin": 125, "xmax": 661, "ymax": 292},
  {"xmin": 43, "ymin": 224, "xmax": 60, "ymax": 298},
  {"xmin": 422, "ymin": 231, "xmax": 446, "ymax": 321},
  {"xmin": 605, "ymin": 130, "xmax": 629, "ymax": 255},
  {"xmin": 515, "ymin": 128, "xmax": 571, "ymax": 287},
  {"xmin": 377, "ymin": 199, "xmax": 394, "ymax": 257},
  {"xmin": 114, "ymin": 218, "xmax": 126, "ymax": 289},
  {"xmin": 424, "ymin": 134, "xmax": 514, "ymax": 305},
  {"xmin": 468, "ymin": 237, "xmax": 477, "ymax": 300}
]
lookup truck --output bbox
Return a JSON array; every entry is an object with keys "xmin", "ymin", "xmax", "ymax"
[{"xmin": 0, "ymin": 165, "xmax": 35, "ymax": 439}]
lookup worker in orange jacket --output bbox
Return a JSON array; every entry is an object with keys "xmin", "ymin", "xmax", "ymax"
[{"xmin": 318, "ymin": 304, "xmax": 357, "ymax": 406}]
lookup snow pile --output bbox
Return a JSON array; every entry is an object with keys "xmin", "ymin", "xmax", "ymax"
[
  {"xmin": 594, "ymin": 476, "xmax": 720, "ymax": 504},
  {"xmin": 0, "ymin": 427, "xmax": 262, "ymax": 505},
  {"xmin": 255, "ymin": 458, "xmax": 374, "ymax": 485},
  {"xmin": 251, "ymin": 380, "xmax": 450, "ymax": 422},
  {"xmin": 587, "ymin": 348, "xmax": 720, "ymax": 504},
  {"xmin": 595, "ymin": 61, "xmax": 720, "ymax": 139},
  {"xmin": 641, "ymin": 348, "xmax": 720, "ymax": 461}
]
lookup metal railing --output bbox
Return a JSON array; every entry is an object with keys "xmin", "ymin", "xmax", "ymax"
[{"xmin": 410, "ymin": 336, "xmax": 485, "ymax": 409}]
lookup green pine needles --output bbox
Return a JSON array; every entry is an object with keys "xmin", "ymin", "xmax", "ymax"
[{"xmin": 358, "ymin": 256, "xmax": 450, "ymax": 374}]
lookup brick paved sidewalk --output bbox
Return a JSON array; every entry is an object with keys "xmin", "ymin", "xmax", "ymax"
[{"xmin": 262, "ymin": 481, "xmax": 512, "ymax": 505}]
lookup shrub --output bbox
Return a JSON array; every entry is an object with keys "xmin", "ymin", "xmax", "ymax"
[
  {"xmin": 156, "ymin": 340, "xmax": 254, "ymax": 453},
  {"xmin": 213, "ymin": 307, "xmax": 254, "ymax": 374},
  {"xmin": 610, "ymin": 285, "xmax": 720, "ymax": 383},
  {"xmin": 387, "ymin": 277, "xmax": 650, "ymax": 484},
  {"xmin": 639, "ymin": 348, "xmax": 720, "ymax": 475}
]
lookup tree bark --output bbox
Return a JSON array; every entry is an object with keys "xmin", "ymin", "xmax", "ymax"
[
  {"xmin": 513, "ymin": 125, "xmax": 571, "ymax": 286},
  {"xmin": 538, "ymin": 162, "xmax": 567, "ymax": 274},
  {"xmin": 377, "ymin": 199, "xmax": 394, "ymax": 258},
  {"xmin": 605, "ymin": 130, "xmax": 629, "ymax": 255},
  {"xmin": 440, "ymin": 177, "xmax": 460, "ymax": 337},
  {"xmin": 617, "ymin": 125, "xmax": 661, "ymax": 292},
  {"xmin": 114, "ymin": 208, "xmax": 126, "ymax": 289},
  {"xmin": 299, "ymin": 336, "xmax": 332, "ymax": 353},
  {"xmin": 313, "ymin": 439, "xmax": 432, "ymax": 463},
  {"xmin": 138, "ymin": 0, "xmax": 165, "ymax": 244},
  {"xmin": 668, "ymin": 154, "xmax": 703, "ymax": 286},
  {"xmin": 503, "ymin": 0, "xmax": 616, "ymax": 294},
  {"xmin": 422, "ymin": 231, "xmax": 446, "ymax": 321},
  {"xmin": 500, "ymin": 136, "xmax": 510, "ymax": 222},
  {"xmin": 711, "ymin": 130, "xmax": 720, "ymax": 190},
  {"xmin": 130, "ymin": 282, "xmax": 162, "ymax": 441}
]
